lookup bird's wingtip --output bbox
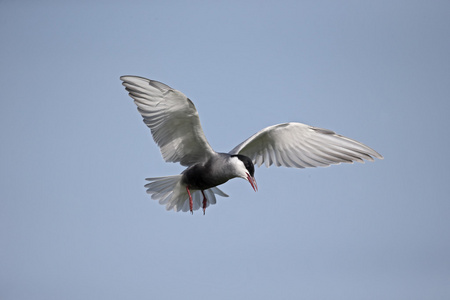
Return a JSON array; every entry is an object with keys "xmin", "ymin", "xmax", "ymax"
[{"xmin": 119, "ymin": 75, "xmax": 130, "ymax": 81}]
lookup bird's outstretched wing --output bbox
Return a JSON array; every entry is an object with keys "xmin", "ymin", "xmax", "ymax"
[
  {"xmin": 121, "ymin": 76, "xmax": 215, "ymax": 166},
  {"xmin": 229, "ymin": 122, "xmax": 383, "ymax": 168}
]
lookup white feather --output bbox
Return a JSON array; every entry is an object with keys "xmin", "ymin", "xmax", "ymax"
[
  {"xmin": 144, "ymin": 175, "xmax": 229, "ymax": 212},
  {"xmin": 229, "ymin": 122, "xmax": 383, "ymax": 168},
  {"xmin": 121, "ymin": 76, "xmax": 215, "ymax": 166}
]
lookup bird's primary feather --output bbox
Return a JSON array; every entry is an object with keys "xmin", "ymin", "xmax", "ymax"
[
  {"xmin": 121, "ymin": 76, "xmax": 215, "ymax": 166},
  {"xmin": 229, "ymin": 122, "xmax": 383, "ymax": 168}
]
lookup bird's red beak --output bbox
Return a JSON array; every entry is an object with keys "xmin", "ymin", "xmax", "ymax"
[{"xmin": 247, "ymin": 173, "xmax": 258, "ymax": 192}]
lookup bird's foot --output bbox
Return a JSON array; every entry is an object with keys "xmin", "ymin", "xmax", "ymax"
[
  {"xmin": 186, "ymin": 186, "xmax": 193, "ymax": 214},
  {"xmin": 201, "ymin": 190, "xmax": 207, "ymax": 215}
]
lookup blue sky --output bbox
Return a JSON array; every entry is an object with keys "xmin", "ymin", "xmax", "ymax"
[{"xmin": 1, "ymin": 1, "xmax": 449, "ymax": 299}]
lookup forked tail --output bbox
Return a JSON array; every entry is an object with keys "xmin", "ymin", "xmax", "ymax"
[{"xmin": 144, "ymin": 175, "xmax": 229, "ymax": 212}]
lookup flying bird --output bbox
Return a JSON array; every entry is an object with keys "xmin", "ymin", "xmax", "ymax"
[{"xmin": 120, "ymin": 75, "xmax": 383, "ymax": 214}]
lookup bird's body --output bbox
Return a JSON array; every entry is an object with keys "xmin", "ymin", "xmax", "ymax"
[
  {"xmin": 181, "ymin": 153, "xmax": 250, "ymax": 190},
  {"xmin": 121, "ymin": 75, "xmax": 383, "ymax": 214}
]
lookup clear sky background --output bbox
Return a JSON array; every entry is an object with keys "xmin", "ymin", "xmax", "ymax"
[{"xmin": 1, "ymin": 1, "xmax": 449, "ymax": 299}]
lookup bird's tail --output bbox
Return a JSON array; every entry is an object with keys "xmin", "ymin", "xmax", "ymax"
[{"xmin": 144, "ymin": 175, "xmax": 229, "ymax": 212}]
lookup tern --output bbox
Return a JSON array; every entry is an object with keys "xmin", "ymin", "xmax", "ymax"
[{"xmin": 121, "ymin": 75, "xmax": 383, "ymax": 214}]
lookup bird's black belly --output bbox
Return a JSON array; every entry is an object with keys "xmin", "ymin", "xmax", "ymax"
[{"xmin": 181, "ymin": 164, "xmax": 229, "ymax": 190}]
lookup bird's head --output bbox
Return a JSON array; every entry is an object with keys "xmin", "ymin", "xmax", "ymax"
[{"xmin": 231, "ymin": 154, "xmax": 258, "ymax": 192}]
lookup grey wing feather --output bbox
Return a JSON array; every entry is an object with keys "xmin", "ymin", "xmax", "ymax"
[
  {"xmin": 229, "ymin": 122, "xmax": 383, "ymax": 168},
  {"xmin": 121, "ymin": 76, "xmax": 215, "ymax": 166}
]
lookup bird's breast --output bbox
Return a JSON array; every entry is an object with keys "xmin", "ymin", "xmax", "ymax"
[{"xmin": 181, "ymin": 163, "xmax": 233, "ymax": 190}]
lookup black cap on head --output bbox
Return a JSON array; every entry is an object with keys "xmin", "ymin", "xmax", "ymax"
[{"xmin": 233, "ymin": 154, "xmax": 255, "ymax": 177}]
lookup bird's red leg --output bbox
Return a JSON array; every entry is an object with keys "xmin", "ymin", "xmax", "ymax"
[
  {"xmin": 201, "ymin": 190, "xmax": 207, "ymax": 215},
  {"xmin": 186, "ymin": 186, "xmax": 193, "ymax": 214}
]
